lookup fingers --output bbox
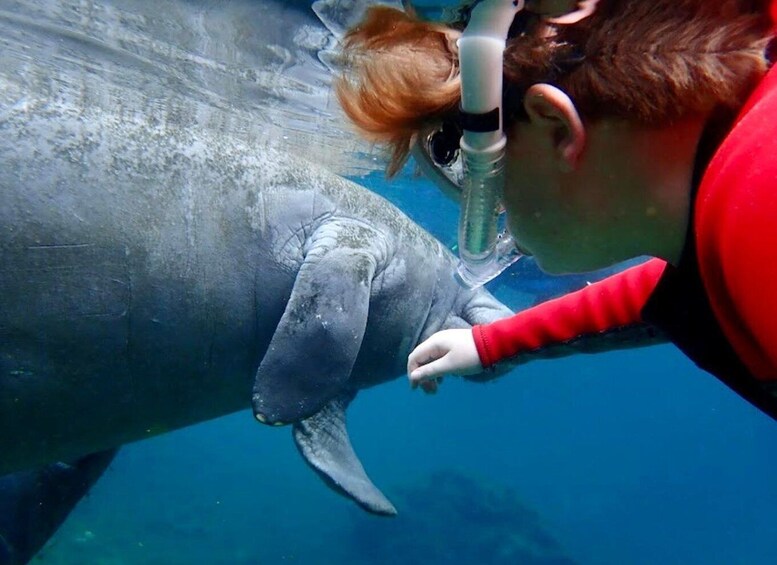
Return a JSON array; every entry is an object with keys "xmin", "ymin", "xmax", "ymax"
[
  {"xmin": 407, "ymin": 337, "xmax": 447, "ymax": 380},
  {"xmin": 407, "ymin": 334, "xmax": 452, "ymax": 388},
  {"xmin": 406, "ymin": 329, "xmax": 483, "ymax": 393},
  {"xmin": 409, "ymin": 354, "xmax": 454, "ymax": 386}
]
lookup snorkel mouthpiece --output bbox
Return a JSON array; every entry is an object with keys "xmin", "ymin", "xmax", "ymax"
[
  {"xmin": 455, "ymin": 0, "xmax": 524, "ymax": 288},
  {"xmin": 457, "ymin": 138, "xmax": 522, "ymax": 287}
]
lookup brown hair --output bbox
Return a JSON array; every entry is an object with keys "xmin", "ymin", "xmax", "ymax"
[{"xmin": 336, "ymin": 0, "xmax": 773, "ymax": 175}]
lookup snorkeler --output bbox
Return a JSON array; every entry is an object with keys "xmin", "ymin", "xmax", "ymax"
[{"xmin": 336, "ymin": 0, "xmax": 777, "ymax": 417}]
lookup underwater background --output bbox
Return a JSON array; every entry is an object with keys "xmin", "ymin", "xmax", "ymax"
[{"xmin": 5, "ymin": 0, "xmax": 777, "ymax": 563}]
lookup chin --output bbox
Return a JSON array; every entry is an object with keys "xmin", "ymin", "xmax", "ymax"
[{"xmin": 532, "ymin": 256, "xmax": 564, "ymax": 275}]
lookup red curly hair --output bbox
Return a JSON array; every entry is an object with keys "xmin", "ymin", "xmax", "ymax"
[{"xmin": 337, "ymin": 0, "xmax": 773, "ymax": 175}]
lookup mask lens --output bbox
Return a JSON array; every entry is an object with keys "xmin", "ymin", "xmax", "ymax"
[
  {"xmin": 428, "ymin": 121, "xmax": 461, "ymax": 166},
  {"xmin": 416, "ymin": 121, "xmax": 465, "ymax": 199}
]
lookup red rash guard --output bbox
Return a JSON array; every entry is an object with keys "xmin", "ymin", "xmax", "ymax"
[{"xmin": 472, "ymin": 48, "xmax": 777, "ymax": 417}]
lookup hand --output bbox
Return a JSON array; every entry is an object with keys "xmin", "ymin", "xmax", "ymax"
[{"xmin": 407, "ymin": 329, "xmax": 483, "ymax": 392}]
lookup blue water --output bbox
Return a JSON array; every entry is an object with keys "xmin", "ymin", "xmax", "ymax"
[
  {"xmin": 9, "ymin": 0, "xmax": 776, "ymax": 562},
  {"xmin": 36, "ymin": 167, "xmax": 777, "ymax": 564}
]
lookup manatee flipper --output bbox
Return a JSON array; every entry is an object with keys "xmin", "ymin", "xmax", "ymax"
[
  {"xmin": 293, "ymin": 392, "xmax": 396, "ymax": 516},
  {"xmin": 0, "ymin": 448, "xmax": 117, "ymax": 565},
  {"xmin": 253, "ymin": 219, "xmax": 381, "ymax": 425}
]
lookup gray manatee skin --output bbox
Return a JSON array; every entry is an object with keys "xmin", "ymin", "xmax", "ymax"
[
  {"xmin": 0, "ymin": 0, "xmax": 513, "ymax": 519},
  {"xmin": 0, "ymin": 76, "xmax": 512, "ymax": 514},
  {"xmin": 0, "ymin": 450, "xmax": 117, "ymax": 565},
  {"xmin": 0, "ymin": 100, "xmax": 510, "ymax": 452}
]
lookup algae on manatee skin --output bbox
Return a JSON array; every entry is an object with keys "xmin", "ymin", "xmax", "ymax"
[{"xmin": 348, "ymin": 470, "xmax": 578, "ymax": 565}]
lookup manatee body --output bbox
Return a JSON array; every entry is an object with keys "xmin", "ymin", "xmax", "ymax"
[
  {"xmin": 0, "ymin": 0, "xmax": 514, "ymax": 522},
  {"xmin": 0, "ymin": 451, "xmax": 117, "ymax": 565},
  {"xmin": 0, "ymin": 99, "xmax": 511, "ymax": 498},
  {"xmin": 0, "ymin": 1, "xmax": 515, "ymax": 560},
  {"xmin": 0, "ymin": 10, "xmax": 513, "ymax": 559}
]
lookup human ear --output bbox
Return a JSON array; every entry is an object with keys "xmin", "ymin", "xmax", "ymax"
[{"xmin": 523, "ymin": 83, "xmax": 585, "ymax": 171}]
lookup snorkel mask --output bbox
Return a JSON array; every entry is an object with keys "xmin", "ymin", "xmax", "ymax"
[{"xmin": 411, "ymin": 1, "xmax": 594, "ymax": 287}]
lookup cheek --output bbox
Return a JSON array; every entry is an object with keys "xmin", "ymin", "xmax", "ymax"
[
  {"xmin": 503, "ymin": 188, "xmax": 545, "ymax": 257},
  {"xmin": 503, "ymin": 179, "xmax": 568, "ymax": 262},
  {"xmin": 503, "ymin": 146, "xmax": 550, "ymax": 218},
  {"xmin": 502, "ymin": 142, "xmax": 565, "ymax": 247},
  {"xmin": 502, "ymin": 175, "xmax": 547, "ymax": 238},
  {"xmin": 503, "ymin": 189, "xmax": 530, "ymax": 230}
]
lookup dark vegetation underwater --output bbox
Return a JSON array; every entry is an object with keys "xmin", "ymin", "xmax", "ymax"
[{"xmin": 30, "ymin": 168, "xmax": 777, "ymax": 565}]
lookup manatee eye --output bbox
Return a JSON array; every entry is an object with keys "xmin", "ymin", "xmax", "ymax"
[{"xmin": 428, "ymin": 120, "xmax": 461, "ymax": 166}]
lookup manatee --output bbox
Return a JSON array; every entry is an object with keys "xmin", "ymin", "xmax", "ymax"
[
  {"xmin": 0, "ymin": 4, "xmax": 514, "ymax": 554},
  {"xmin": 0, "ymin": 96, "xmax": 513, "ymax": 507},
  {"xmin": 0, "ymin": 451, "xmax": 117, "ymax": 565}
]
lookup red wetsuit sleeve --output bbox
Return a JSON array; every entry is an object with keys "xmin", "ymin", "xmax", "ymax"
[{"xmin": 473, "ymin": 259, "xmax": 667, "ymax": 367}]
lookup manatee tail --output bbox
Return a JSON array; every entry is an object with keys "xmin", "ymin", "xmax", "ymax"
[{"xmin": 292, "ymin": 392, "xmax": 396, "ymax": 516}]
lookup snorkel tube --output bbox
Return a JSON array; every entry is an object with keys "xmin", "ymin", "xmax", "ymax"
[{"xmin": 455, "ymin": 0, "xmax": 524, "ymax": 288}]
